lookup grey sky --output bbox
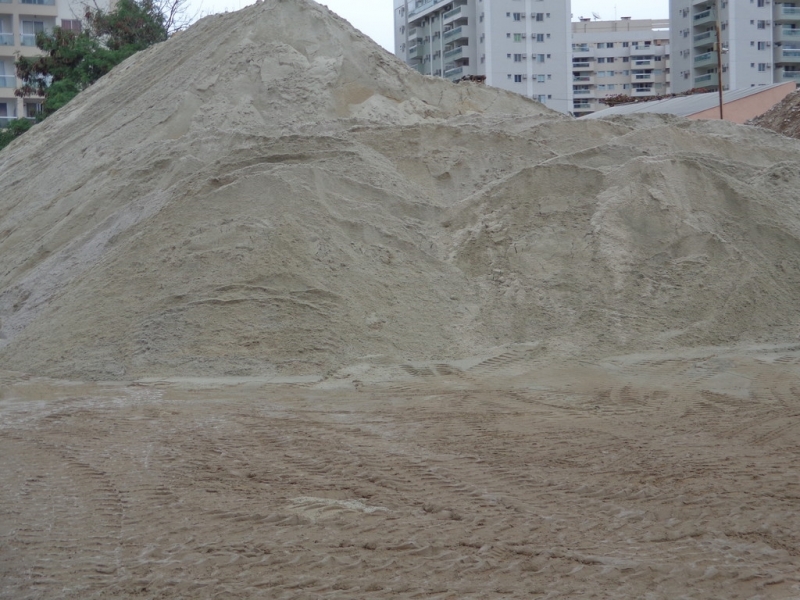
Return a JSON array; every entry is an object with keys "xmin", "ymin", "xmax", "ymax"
[{"xmin": 188, "ymin": 1, "xmax": 671, "ymax": 51}]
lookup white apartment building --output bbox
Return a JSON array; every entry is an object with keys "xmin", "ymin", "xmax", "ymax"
[
  {"xmin": 1, "ymin": 0, "xmax": 105, "ymax": 126},
  {"xmin": 571, "ymin": 18, "xmax": 671, "ymax": 117},
  {"xmin": 394, "ymin": 0, "xmax": 573, "ymax": 114},
  {"xmin": 670, "ymin": 0, "xmax": 800, "ymax": 93}
]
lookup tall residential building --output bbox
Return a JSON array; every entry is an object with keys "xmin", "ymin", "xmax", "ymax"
[
  {"xmin": 1, "ymin": 0, "xmax": 104, "ymax": 126},
  {"xmin": 394, "ymin": 0, "xmax": 573, "ymax": 114},
  {"xmin": 571, "ymin": 17, "xmax": 671, "ymax": 117},
  {"xmin": 670, "ymin": 0, "xmax": 800, "ymax": 93}
]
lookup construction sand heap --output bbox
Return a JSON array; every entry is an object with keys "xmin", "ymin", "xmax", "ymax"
[
  {"xmin": 2, "ymin": 0, "xmax": 800, "ymax": 380},
  {"xmin": 749, "ymin": 90, "xmax": 800, "ymax": 140}
]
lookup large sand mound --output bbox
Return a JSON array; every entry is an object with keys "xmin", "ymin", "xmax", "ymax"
[{"xmin": 2, "ymin": 0, "xmax": 800, "ymax": 379}]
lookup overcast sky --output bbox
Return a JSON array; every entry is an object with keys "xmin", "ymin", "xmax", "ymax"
[{"xmin": 188, "ymin": 1, "xmax": 670, "ymax": 51}]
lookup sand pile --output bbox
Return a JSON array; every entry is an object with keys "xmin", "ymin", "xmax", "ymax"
[
  {"xmin": 749, "ymin": 90, "xmax": 800, "ymax": 140},
  {"xmin": 2, "ymin": 0, "xmax": 800, "ymax": 380}
]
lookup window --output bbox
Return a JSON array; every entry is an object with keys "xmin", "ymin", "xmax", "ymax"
[
  {"xmin": 537, "ymin": 74, "xmax": 545, "ymax": 82},
  {"xmin": 534, "ymin": 13, "xmax": 544, "ymax": 21},
  {"xmin": 758, "ymin": 41, "xmax": 767, "ymax": 50},
  {"xmin": 514, "ymin": 33, "xmax": 524, "ymax": 42},
  {"xmin": 607, "ymin": 57, "xmax": 615, "ymax": 63},
  {"xmin": 758, "ymin": 62, "xmax": 767, "ymax": 71},
  {"xmin": 21, "ymin": 20, "xmax": 45, "ymax": 46},
  {"xmin": 512, "ymin": 12, "xmax": 522, "ymax": 21},
  {"xmin": 757, "ymin": 20, "xmax": 766, "ymax": 29},
  {"xmin": 536, "ymin": 54, "xmax": 545, "ymax": 63},
  {"xmin": 535, "ymin": 33, "xmax": 544, "ymax": 42},
  {"xmin": 514, "ymin": 53, "xmax": 524, "ymax": 62},
  {"xmin": 622, "ymin": 42, "xmax": 629, "ymax": 47},
  {"xmin": 606, "ymin": 42, "xmax": 614, "ymax": 48},
  {"xmin": 597, "ymin": 57, "xmax": 606, "ymax": 63},
  {"xmin": 514, "ymin": 74, "xmax": 523, "ymax": 82},
  {"xmin": 597, "ymin": 84, "xmax": 606, "ymax": 90}
]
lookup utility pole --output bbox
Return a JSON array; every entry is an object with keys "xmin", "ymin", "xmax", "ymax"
[{"xmin": 715, "ymin": 0, "xmax": 724, "ymax": 119}]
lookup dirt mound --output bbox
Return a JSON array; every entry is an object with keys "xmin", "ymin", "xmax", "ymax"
[
  {"xmin": 749, "ymin": 89, "xmax": 800, "ymax": 139},
  {"xmin": 2, "ymin": 0, "xmax": 800, "ymax": 379}
]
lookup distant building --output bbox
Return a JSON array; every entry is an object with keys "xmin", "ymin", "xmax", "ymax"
[
  {"xmin": 393, "ymin": 0, "xmax": 573, "ymax": 114},
  {"xmin": 1, "ymin": 0, "xmax": 109, "ymax": 126},
  {"xmin": 571, "ymin": 17, "xmax": 671, "ymax": 117},
  {"xmin": 670, "ymin": 0, "xmax": 800, "ymax": 94}
]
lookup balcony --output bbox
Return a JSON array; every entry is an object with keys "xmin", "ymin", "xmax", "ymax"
[
  {"xmin": 444, "ymin": 45, "xmax": 464, "ymax": 59},
  {"xmin": 632, "ymin": 59, "xmax": 653, "ymax": 67},
  {"xmin": 573, "ymin": 88, "xmax": 592, "ymax": 95},
  {"xmin": 775, "ymin": 47, "xmax": 800, "ymax": 64},
  {"xmin": 408, "ymin": 44, "xmax": 422, "ymax": 59},
  {"xmin": 444, "ymin": 26, "xmax": 466, "ymax": 41},
  {"xmin": 572, "ymin": 61, "xmax": 592, "ymax": 71},
  {"xmin": 0, "ymin": 33, "xmax": 12, "ymax": 46},
  {"xmin": 630, "ymin": 46, "xmax": 654, "ymax": 57},
  {"xmin": 573, "ymin": 75, "xmax": 594, "ymax": 84},
  {"xmin": 632, "ymin": 87, "xmax": 656, "ymax": 97},
  {"xmin": 776, "ymin": 27, "xmax": 800, "ymax": 44},
  {"xmin": 20, "ymin": 0, "xmax": 55, "ymax": 4},
  {"xmin": 779, "ymin": 69, "xmax": 800, "ymax": 80},
  {"xmin": 693, "ymin": 30, "xmax": 716, "ymax": 48},
  {"xmin": 694, "ymin": 51, "xmax": 716, "ymax": 67},
  {"xmin": 443, "ymin": 5, "xmax": 463, "ymax": 22},
  {"xmin": 694, "ymin": 72, "xmax": 719, "ymax": 86},
  {"xmin": 444, "ymin": 65, "xmax": 464, "ymax": 78},
  {"xmin": 776, "ymin": 5, "xmax": 800, "ymax": 22},
  {"xmin": 633, "ymin": 72, "xmax": 654, "ymax": 82},
  {"xmin": 693, "ymin": 9, "xmax": 717, "ymax": 27},
  {"xmin": 409, "ymin": 0, "xmax": 447, "ymax": 18}
]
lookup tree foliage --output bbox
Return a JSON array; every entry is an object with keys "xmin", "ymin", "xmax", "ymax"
[
  {"xmin": 0, "ymin": 119, "xmax": 34, "ymax": 150},
  {"xmin": 14, "ymin": 0, "xmax": 168, "ymax": 119}
]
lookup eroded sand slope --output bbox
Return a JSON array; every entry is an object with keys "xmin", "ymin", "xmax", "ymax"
[{"xmin": 2, "ymin": 1, "xmax": 800, "ymax": 379}]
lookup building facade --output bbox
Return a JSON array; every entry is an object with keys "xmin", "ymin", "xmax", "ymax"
[
  {"xmin": 670, "ymin": 0, "xmax": 800, "ymax": 93},
  {"xmin": 571, "ymin": 18, "xmax": 671, "ymax": 117},
  {"xmin": 1, "ymin": 0, "xmax": 100, "ymax": 127},
  {"xmin": 394, "ymin": 0, "xmax": 573, "ymax": 114}
]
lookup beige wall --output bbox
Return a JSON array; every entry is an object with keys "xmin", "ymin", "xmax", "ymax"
[{"xmin": 689, "ymin": 82, "xmax": 796, "ymax": 124}]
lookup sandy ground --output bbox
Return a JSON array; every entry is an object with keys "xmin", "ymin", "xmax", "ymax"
[{"xmin": 2, "ymin": 345, "xmax": 800, "ymax": 599}]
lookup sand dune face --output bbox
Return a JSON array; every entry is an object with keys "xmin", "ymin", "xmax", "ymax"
[{"xmin": 1, "ymin": 2, "xmax": 800, "ymax": 382}]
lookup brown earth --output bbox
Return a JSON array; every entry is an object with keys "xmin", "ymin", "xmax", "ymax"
[
  {"xmin": 2, "ymin": 346, "xmax": 800, "ymax": 599},
  {"xmin": 749, "ymin": 90, "xmax": 800, "ymax": 140}
]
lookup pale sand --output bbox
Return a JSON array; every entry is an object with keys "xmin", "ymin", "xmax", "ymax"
[{"xmin": 2, "ymin": 1, "xmax": 800, "ymax": 597}]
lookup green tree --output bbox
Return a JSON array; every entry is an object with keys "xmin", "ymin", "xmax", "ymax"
[
  {"xmin": 0, "ymin": 119, "xmax": 34, "ymax": 151},
  {"xmin": 1, "ymin": 0, "xmax": 174, "ymax": 151}
]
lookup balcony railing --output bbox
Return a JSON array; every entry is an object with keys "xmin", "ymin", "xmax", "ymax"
[
  {"xmin": 693, "ymin": 9, "xmax": 717, "ymax": 26},
  {"xmin": 777, "ymin": 48, "xmax": 800, "ymax": 63},
  {"xmin": 21, "ymin": 34, "xmax": 38, "ymax": 46},
  {"xmin": 444, "ymin": 46, "xmax": 463, "ymax": 58},
  {"xmin": 573, "ymin": 89, "xmax": 591, "ymax": 95},
  {"xmin": 409, "ymin": 0, "xmax": 446, "ymax": 18},
  {"xmin": 0, "ymin": 33, "xmax": 13, "ymax": 45},
  {"xmin": 21, "ymin": 0, "xmax": 55, "ymax": 4},
  {"xmin": 573, "ymin": 75, "xmax": 592, "ymax": 82},
  {"xmin": 444, "ymin": 26, "xmax": 464, "ymax": 40},
  {"xmin": 693, "ymin": 30, "xmax": 716, "ymax": 44},
  {"xmin": 633, "ymin": 59, "xmax": 652, "ymax": 67},
  {"xmin": 694, "ymin": 72, "xmax": 719, "ymax": 86},
  {"xmin": 0, "ymin": 75, "xmax": 15, "ymax": 88},
  {"xmin": 781, "ymin": 70, "xmax": 800, "ymax": 79},
  {"xmin": 572, "ymin": 61, "xmax": 591, "ymax": 69},
  {"xmin": 778, "ymin": 6, "xmax": 800, "ymax": 17},
  {"xmin": 445, "ymin": 66, "xmax": 464, "ymax": 77},
  {"xmin": 443, "ymin": 6, "xmax": 462, "ymax": 20}
]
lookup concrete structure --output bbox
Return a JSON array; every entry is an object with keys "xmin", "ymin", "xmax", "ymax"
[
  {"xmin": 670, "ymin": 0, "xmax": 800, "ymax": 94},
  {"xmin": 1, "ymin": 0, "xmax": 107, "ymax": 127},
  {"xmin": 394, "ymin": 0, "xmax": 572, "ymax": 114},
  {"xmin": 571, "ymin": 17, "xmax": 671, "ymax": 117},
  {"xmin": 582, "ymin": 80, "xmax": 795, "ymax": 123}
]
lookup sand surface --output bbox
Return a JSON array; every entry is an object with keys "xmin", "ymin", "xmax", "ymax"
[
  {"xmin": 2, "ymin": 1, "xmax": 800, "ymax": 597},
  {"xmin": 2, "ymin": 347, "xmax": 800, "ymax": 599}
]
